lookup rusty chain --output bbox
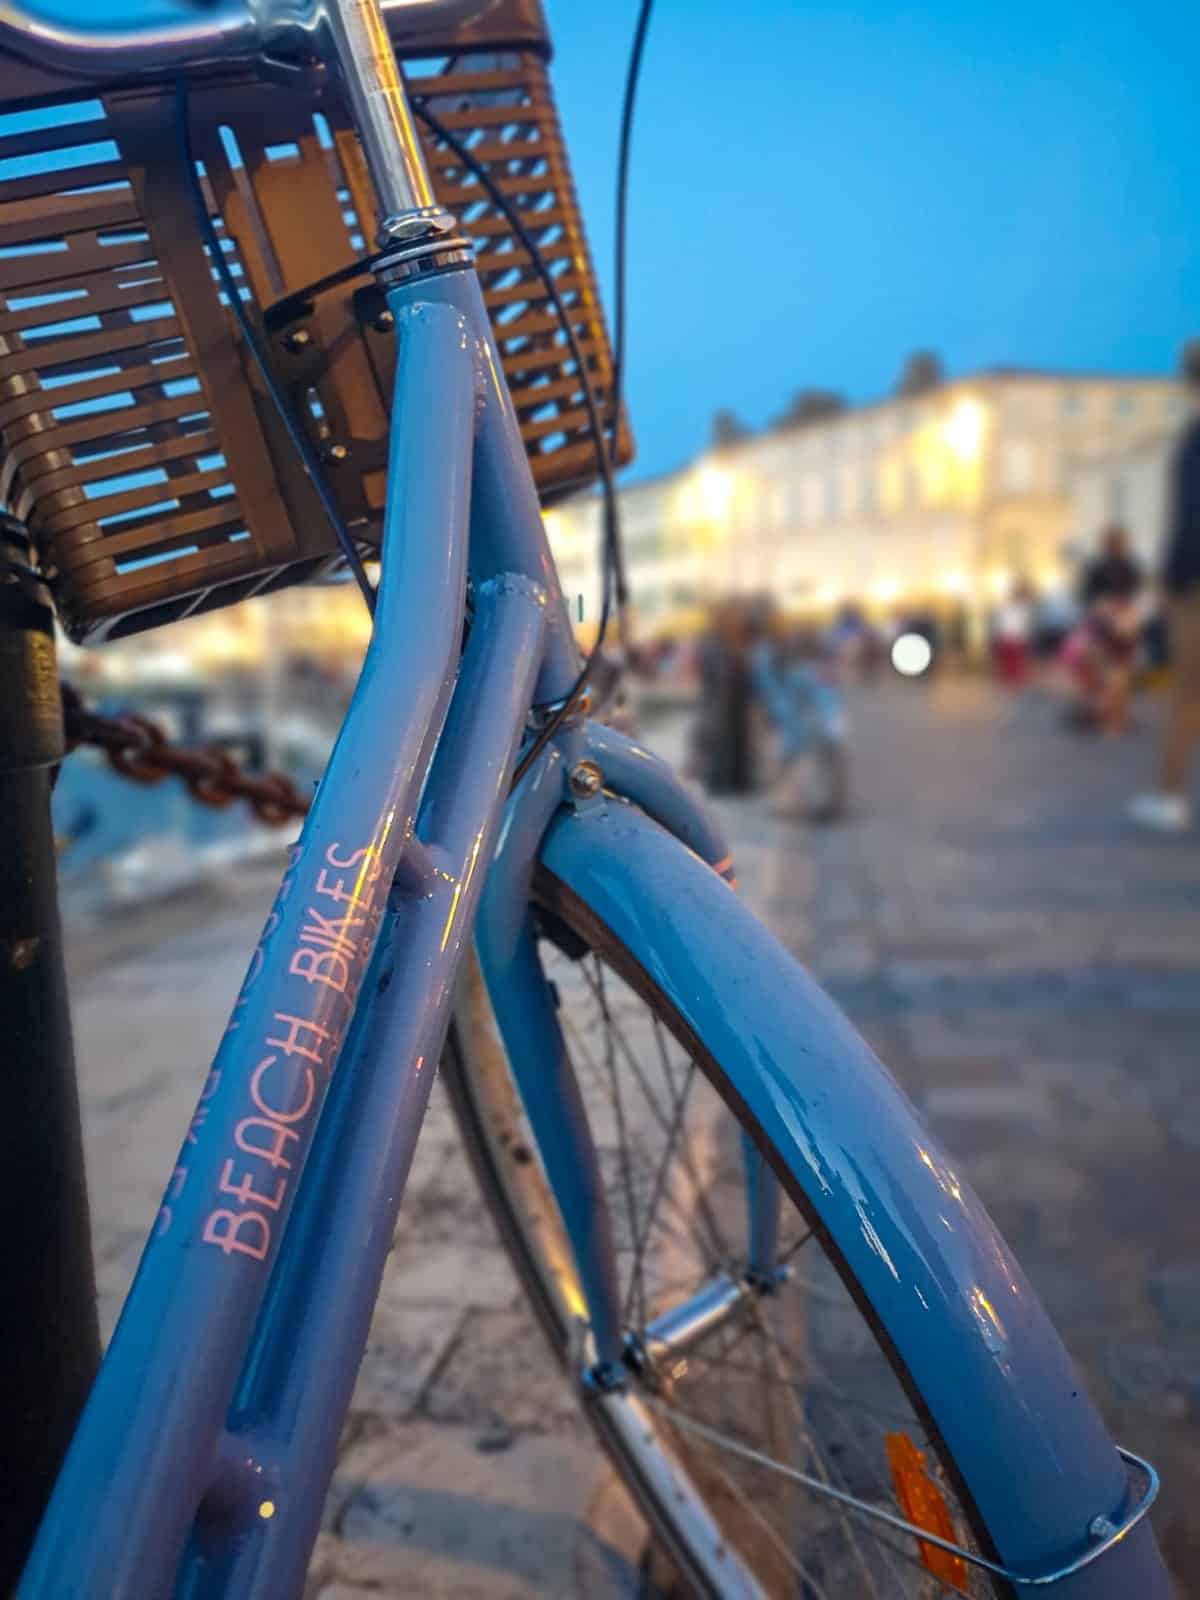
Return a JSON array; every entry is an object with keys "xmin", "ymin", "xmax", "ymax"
[{"xmin": 60, "ymin": 682, "xmax": 312, "ymax": 826}]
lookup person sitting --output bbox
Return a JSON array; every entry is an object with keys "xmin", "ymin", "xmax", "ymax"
[{"xmin": 1077, "ymin": 525, "xmax": 1143, "ymax": 733}]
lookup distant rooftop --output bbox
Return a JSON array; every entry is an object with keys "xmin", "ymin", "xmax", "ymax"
[
  {"xmin": 977, "ymin": 365, "xmax": 1177, "ymax": 383},
  {"xmin": 604, "ymin": 362, "xmax": 1181, "ymax": 495}
]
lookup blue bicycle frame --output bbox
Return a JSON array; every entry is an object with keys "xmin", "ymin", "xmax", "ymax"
[
  {"xmin": 21, "ymin": 257, "xmax": 1169, "ymax": 1600},
  {"xmin": 16, "ymin": 14, "xmax": 1169, "ymax": 1600}
]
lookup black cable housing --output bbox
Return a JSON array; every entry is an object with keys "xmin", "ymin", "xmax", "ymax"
[{"xmin": 174, "ymin": 79, "xmax": 377, "ymax": 613}]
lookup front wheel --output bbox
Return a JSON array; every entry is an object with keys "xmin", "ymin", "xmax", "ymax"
[{"xmin": 446, "ymin": 871, "xmax": 1021, "ymax": 1597}]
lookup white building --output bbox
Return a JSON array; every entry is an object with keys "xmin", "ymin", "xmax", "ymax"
[{"xmin": 549, "ymin": 369, "xmax": 1185, "ymax": 643}]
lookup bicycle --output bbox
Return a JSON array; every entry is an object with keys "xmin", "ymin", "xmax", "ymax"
[
  {"xmin": 750, "ymin": 622, "xmax": 849, "ymax": 824},
  {"xmin": 0, "ymin": 1, "xmax": 1171, "ymax": 1594}
]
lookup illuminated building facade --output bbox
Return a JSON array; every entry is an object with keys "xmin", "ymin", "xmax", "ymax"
[
  {"xmin": 72, "ymin": 370, "xmax": 1183, "ymax": 692},
  {"xmin": 548, "ymin": 370, "xmax": 1183, "ymax": 641}
]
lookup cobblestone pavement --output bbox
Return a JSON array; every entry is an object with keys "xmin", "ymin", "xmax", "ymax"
[
  {"xmin": 782, "ymin": 675, "xmax": 1200, "ymax": 1590},
  {"xmin": 66, "ymin": 677, "xmax": 1199, "ymax": 1593}
]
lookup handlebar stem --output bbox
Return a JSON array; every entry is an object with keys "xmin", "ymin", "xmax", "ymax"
[{"xmin": 255, "ymin": 0, "xmax": 452, "ymax": 244}]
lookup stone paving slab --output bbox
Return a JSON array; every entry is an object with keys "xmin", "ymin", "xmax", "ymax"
[
  {"xmin": 792, "ymin": 676, "xmax": 1200, "ymax": 1589},
  {"xmin": 311, "ymin": 1421, "xmax": 638, "ymax": 1599}
]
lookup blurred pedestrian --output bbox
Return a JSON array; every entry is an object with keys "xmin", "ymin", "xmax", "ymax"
[
  {"xmin": 690, "ymin": 598, "xmax": 754, "ymax": 794},
  {"xmin": 1075, "ymin": 526, "xmax": 1143, "ymax": 733},
  {"xmin": 1032, "ymin": 588, "xmax": 1078, "ymax": 661},
  {"xmin": 1131, "ymin": 343, "xmax": 1200, "ymax": 830},
  {"xmin": 991, "ymin": 579, "xmax": 1036, "ymax": 688},
  {"xmin": 827, "ymin": 601, "xmax": 886, "ymax": 681}
]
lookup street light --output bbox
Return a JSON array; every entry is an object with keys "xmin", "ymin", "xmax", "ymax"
[
  {"xmin": 937, "ymin": 570, "xmax": 969, "ymax": 596},
  {"xmin": 697, "ymin": 464, "xmax": 735, "ymax": 522},
  {"xmin": 941, "ymin": 397, "xmax": 986, "ymax": 462},
  {"xmin": 892, "ymin": 632, "xmax": 934, "ymax": 676}
]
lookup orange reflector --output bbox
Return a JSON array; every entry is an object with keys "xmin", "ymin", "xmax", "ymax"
[{"xmin": 885, "ymin": 1432, "xmax": 970, "ymax": 1594}]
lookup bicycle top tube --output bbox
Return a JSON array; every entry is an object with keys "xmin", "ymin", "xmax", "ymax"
[{"xmin": 0, "ymin": 0, "xmax": 492, "ymax": 81}]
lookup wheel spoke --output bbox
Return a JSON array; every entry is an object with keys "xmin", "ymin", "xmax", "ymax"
[
  {"xmin": 643, "ymin": 1394, "xmax": 978, "ymax": 1597},
  {"xmin": 577, "ymin": 961, "xmax": 735, "ymax": 1271},
  {"xmin": 622, "ymin": 1055, "xmax": 700, "ymax": 1327},
  {"xmin": 560, "ymin": 1008, "xmax": 726, "ymax": 1284},
  {"xmin": 667, "ymin": 1419, "xmax": 837, "ymax": 1600},
  {"xmin": 483, "ymin": 918, "xmax": 996, "ymax": 1597},
  {"xmin": 592, "ymin": 959, "xmax": 646, "ymax": 1329},
  {"xmin": 754, "ymin": 1302, "xmax": 896, "ymax": 1598},
  {"xmin": 650, "ymin": 1011, "xmax": 685, "ymax": 1114},
  {"xmin": 776, "ymin": 1226, "xmax": 815, "ymax": 1265}
]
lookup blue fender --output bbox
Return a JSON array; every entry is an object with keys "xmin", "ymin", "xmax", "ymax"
[{"xmin": 537, "ymin": 792, "xmax": 1169, "ymax": 1597}]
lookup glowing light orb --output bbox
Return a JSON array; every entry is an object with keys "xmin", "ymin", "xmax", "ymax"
[{"xmin": 891, "ymin": 632, "xmax": 933, "ymax": 677}]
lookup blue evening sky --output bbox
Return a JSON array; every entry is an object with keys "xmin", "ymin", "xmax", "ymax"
[
  {"xmin": 8, "ymin": 0, "xmax": 1199, "ymax": 481},
  {"xmin": 545, "ymin": 0, "xmax": 1200, "ymax": 478}
]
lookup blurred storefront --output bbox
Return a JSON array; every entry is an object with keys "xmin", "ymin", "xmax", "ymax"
[
  {"xmin": 548, "ymin": 369, "xmax": 1184, "ymax": 647},
  {"xmin": 60, "ymin": 570, "xmax": 375, "ymax": 694}
]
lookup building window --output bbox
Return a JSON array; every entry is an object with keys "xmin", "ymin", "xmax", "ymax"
[
  {"xmin": 1060, "ymin": 390, "xmax": 1083, "ymax": 418},
  {"xmin": 1114, "ymin": 392, "xmax": 1136, "ymax": 419},
  {"xmin": 1002, "ymin": 439, "xmax": 1034, "ymax": 493},
  {"xmin": 880, "ymin": 461, "xmax": 901, "ymax": 515},
  {"xmin": 1108, "ymin": 475, "xmax": 1127, "ymax": 519},
  {"xmin": 629, "ymin": 527, "xmax": 663, "ymax": 559}
]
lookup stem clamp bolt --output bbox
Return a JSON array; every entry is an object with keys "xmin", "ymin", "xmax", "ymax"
[{"xmin": 568, "ymin": 760, "xmax": 602, "ymax": 799}]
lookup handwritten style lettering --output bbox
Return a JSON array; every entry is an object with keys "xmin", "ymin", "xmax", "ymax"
[
  {"xmin": 202, "ymin": 1209, "xmax": 270, "ymax": 1260},
  {"xmin": 202, "ymin": 839, "xmax": 384, "ymax": 1261}
]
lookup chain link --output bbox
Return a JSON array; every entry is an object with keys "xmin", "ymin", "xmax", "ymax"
[{"xmin": 60, "ymin": 682, "xmax": 312, "ymax": 826}]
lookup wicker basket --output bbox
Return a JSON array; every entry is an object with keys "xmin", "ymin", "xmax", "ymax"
[{"xmin": 0, "ymin": 1, "xmax": 630, "ymax": 641}]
